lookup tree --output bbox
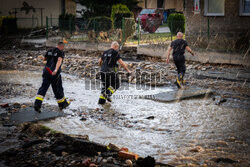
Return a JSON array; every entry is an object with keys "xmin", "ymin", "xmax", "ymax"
[{"xmin": 79, "ymin": 0, "xmax": 139, "ymax": 18}]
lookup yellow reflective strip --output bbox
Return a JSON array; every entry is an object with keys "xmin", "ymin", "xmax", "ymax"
[
  {"xmin": 36, "ymin": 95, "xmax": 44, "ymax": 98},
  {"xmin": 99, "ymin": 95, "xmax": 106, "ymax": 100},
  {"xmin": 176, "ymin": 77, "xmax": 181, "ymax": 86},
  {"xmin": 35, "ymin": 96, "xmax": 43, "ymax": 101},
  {"xmin": 57, "ymin": 97, "xmax": 65, "ymax": 103},
  {"xmin": 108, "ymin": 87, "xmax": 115, "ymax": 94}
]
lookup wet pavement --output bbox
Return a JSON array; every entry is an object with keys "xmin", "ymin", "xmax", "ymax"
[{"xmin": 0, "ymin": 70, "xmax": 249, "ymax": 166}]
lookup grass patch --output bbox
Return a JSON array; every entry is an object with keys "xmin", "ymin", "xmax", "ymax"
[{"xmin": 159, "ymin": 23, "xmax": 168, "ymax": 28}]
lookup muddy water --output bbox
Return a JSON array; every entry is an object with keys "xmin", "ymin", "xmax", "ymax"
[{"xmin": 0, "ymin": 70, "xmax": 249, "ymax": 166}]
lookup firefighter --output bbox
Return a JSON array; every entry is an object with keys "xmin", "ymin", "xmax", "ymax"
[
  {"xmin": 34, "ymin": 42, "xmax": 70, "ymax": 112},
  {"xmin": 98, "ymin": 41, "xmax": 131, "ymax": 104},
  {"xmin": 166, "ymin": 32, "xmax": 195, "ymax": 88}
]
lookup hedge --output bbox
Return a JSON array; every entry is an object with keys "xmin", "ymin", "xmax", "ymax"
[
  {"xmin": 88, "ymin": 16, "xmax": 112, "ymax": 32},
  {"xmin": 111, "ymin": 4, "xmax": 133, "ymax": 29},
  {"xmin": 167, "ymin": 13, "xmax": 185, "ymax": 34}
]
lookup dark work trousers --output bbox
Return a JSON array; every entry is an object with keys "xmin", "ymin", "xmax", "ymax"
[
  {"xmin": 173, "ymin": 54, "xmax": 186, "ymax": 78},
  {"xmin": 37, "ymin": 71, "xmax": 64, "ymax": 99},
  {"xmin": 98, "ymin": 72, "xmax": 120, "ymax": 104}
]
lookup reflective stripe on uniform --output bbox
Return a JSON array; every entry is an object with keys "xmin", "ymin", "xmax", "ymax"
[
  {"xmin": 57, "ymin": 97, "xmax": 66, "ymax": 103},
  {"xmin": 35, "ymin": 95, "xmax": 44, "ymax": 101},
  {"xmin": 108, "ymin": 87, "xmax": 115, "ymax": 94},
  {"xmin": 176, "ymin": 77, "xmax": 181, "ymax": 87},
  {"xmin": 99, "ymin": 95, "xmax": 106, "ymax": 100}
]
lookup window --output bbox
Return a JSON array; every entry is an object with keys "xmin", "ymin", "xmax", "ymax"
[
  {"xmin": 240, "ymin": 0, "xmax": 250, "ymax": 16},
  {"xmin": 157, "ymin": 0, "xmax": 164, "ymax": 8},
  {"xmin": 204, "ymin": 0, "xmax": 225, "ymax": 16}
]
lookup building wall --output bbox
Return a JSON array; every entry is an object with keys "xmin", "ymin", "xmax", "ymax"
[
  {"xmin": 184, "ymin": 0, "xmax": 250, "ymax": 52},
  {"xmin": 164, "ymin": 0, "xmax": 183, "ymax": 11},
  {"xmin": 0, "ymin": 0, "xmax": 76, "ymax": 28},
  {"xmin": 138, "ymin": 0, "xmax": 183, "ymax": 11}
]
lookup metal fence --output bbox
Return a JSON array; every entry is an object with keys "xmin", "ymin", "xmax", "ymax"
[
  {"xmin": 15, "ymin": 17, "xmax": 39, "ymax": 29},
  {"xmin": 45, "ymin": 17, "xmax": 185, "ymax": 46}
]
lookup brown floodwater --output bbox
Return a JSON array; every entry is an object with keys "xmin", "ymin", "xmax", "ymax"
[{"xmin": 0, "ymin": 70, "xmax": 249, "ymax": 166}]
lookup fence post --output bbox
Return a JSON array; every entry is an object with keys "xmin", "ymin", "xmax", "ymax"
[
  {"xmin": 137, "ymin": 18, "xmax": 140, "ymax": 45},
  {"xmin": 207, "ymin": 17, "xmax": 210, "ymax": 40},
  {"xmin": 170, "ymin": 20, "xmax": 173, "ymax": 41},
  {"xmin": 69, "ymin": 16, "xmax": 72, "ymax": 34},
  {"xmin": 32, "ymin": 15, "xmax": 34, "ymax": 28},
  {"xmin": 46, "ymin": 16, "xmax": 48, "ymax": 40},
  {"xmin": 122, "ymin": 17, "xmax": 125, "ymax": 45},
  {"xmin": 50, "ymin": 14, "xmax": 52, "ymax": 27}
]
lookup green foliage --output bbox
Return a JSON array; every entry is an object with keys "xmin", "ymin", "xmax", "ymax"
[
  {"xmin": 59, "ymin": 13, "xmax": 75, "ymax": 31},
  {"xmin": 79, "ymin": 0, "xmax": 139, "ymax": 18},
  {"xmin": 110, "ymin": 4, "xmax": 135, "ymax": 43},
  {"xmin": 88, "ymin": 16, "xmax": 112, "ymax": 32},
  {"xmin": 167, "ymin": 13, "xmax": 185, "ymax": 34},
  {"xmin": 1, "ymin": 17, "xmax": 17, "ymax": 34},
  {"xmin": 111, "ymin": 4, "xmax": 132, "ymax": 28}
]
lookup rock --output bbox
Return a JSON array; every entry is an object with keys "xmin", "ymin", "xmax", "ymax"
[
  {"xmin": 145, "ymin": 116, "xmax": 155, "ymax": 120},
  {"xmin": 215, "ymin": 140, "xmax": 228, "ymax": 146},
  {"xmin": 3, "ymin": 123, "xmax": 14, "ymax": 127},
  {"xmin": 0, "ymin": 103, "xmax": 9, "ymax": 108},
  {"xmin": 61, "ymin": 151, "xmax": 68, "ymax": 157},
  {"xmin": 120, "ymin": 147, "xmax": 129, "ymax": 152},
  {"xmin": 21, "ymin": 105, "xmax": 27, "ymax": 108},
  {"xmin": 13, "ymin": 103, "xmax": 21, "ymax": 108},
  {"xmin": 102, "ymin": 159, "xmax": 107, "ymax": 163},
  {"xmin": 52, "ymin": 145, "xmax": 67, "ymax": 156},
  {"xmin": 97, "ymin": 157, "xmax": 103, "ymax": 163},
  {"xmin": 22, "ymin": 139, "xmax": 46, "ymax": 148},
  {"xmin": 118, "ymin": 151, "xmax": 138, "ymax": 160},
  {"xmin": 125, "ymin": 159, "xmax": 133, "ymax": 167},
  {"xmin": 136, "ymin": 156, "xmax": 155, "ymax": 167},
  {"xmin": 213, "ymin": 96, "xmax": 227, "ymax": 105},
  {"xmin": 189, "ymin": 146, "xmax": 204, "ymax": 152},
  {"xmin": 201, "ymin": 67, "xmax": 207, "ymax": 71},
  {"xmin": 38, "ymin": 55, "xmax": 44, "ymax": 60},
  {"xmin": 107, "ymin": 157, "xmax": 113, "ymax": 163},
  {"xmin": 81, "ymin": 158, "xmax": 91, "ymax": 167},
  {"xmin": 80, "ymin": 117, "xmax": 87, "ymax": 121},
  {"xmin": 84, "ymin": 64, "xmax": 92, "ymax": 70},
  {"xmin": 213, "ymin": 157, "xmax": 238, "ymax": 163},
  {"xmin": 108, "ymin": 143, "xmax": 120, "ymax": 152}
]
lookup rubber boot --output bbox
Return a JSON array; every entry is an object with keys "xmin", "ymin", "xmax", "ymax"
[
  {"xmin": 175, "ymin": 74, "xmax": 182, "ymax": 89},
  {"xmin": 106, "ymin": 87, "xmax": 115, "ymax": 103},
  {"xmin": 98, "ymin": 94, "xmax": 106, "ymax": 104},
  {"xmin": 34, "ymin": 95, "xmax": 43, "ymax": 112},
  {"xmin": 58, "ymin": 98, "xmax": 70, "ymax": 110}
]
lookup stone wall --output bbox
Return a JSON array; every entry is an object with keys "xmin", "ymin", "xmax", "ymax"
[{"xmin": 184, "ymin": 0, "xmax": 250, "ymax": 52}]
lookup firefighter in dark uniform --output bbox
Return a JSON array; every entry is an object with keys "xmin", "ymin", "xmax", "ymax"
[
  {"xmin": 98, "ymin": 41, "xmax": 131, "ymax": 104},
  {"xmin": 166, "ymin": 32, "xmax": 195, "ymax": 88},
  {"xmin": 34, "ymin": 42, "xmax": 70, "ymax": 112}
]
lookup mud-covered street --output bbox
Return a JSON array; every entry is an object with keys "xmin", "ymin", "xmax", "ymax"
[{"xmin": 0, "ymin": 44, "xmax": 249, "ymax": 167}]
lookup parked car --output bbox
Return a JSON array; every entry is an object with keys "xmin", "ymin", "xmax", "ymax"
[{"xmin": 137, "ymin": 8, "xmax": 163, "ymax": 33}]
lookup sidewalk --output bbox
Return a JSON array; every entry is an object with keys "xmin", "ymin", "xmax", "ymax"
[
  {"xmin": 44, "ymin": 39, "xmax": 250, "ymax": 67},
  {"xmin": 137, "ymin": 44, "xmax": 250, "ymax": 67}
]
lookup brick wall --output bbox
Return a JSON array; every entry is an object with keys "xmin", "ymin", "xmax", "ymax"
[{"xmin": 184, "ymin": 0, "xmax": 250, "ymax": 52}]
